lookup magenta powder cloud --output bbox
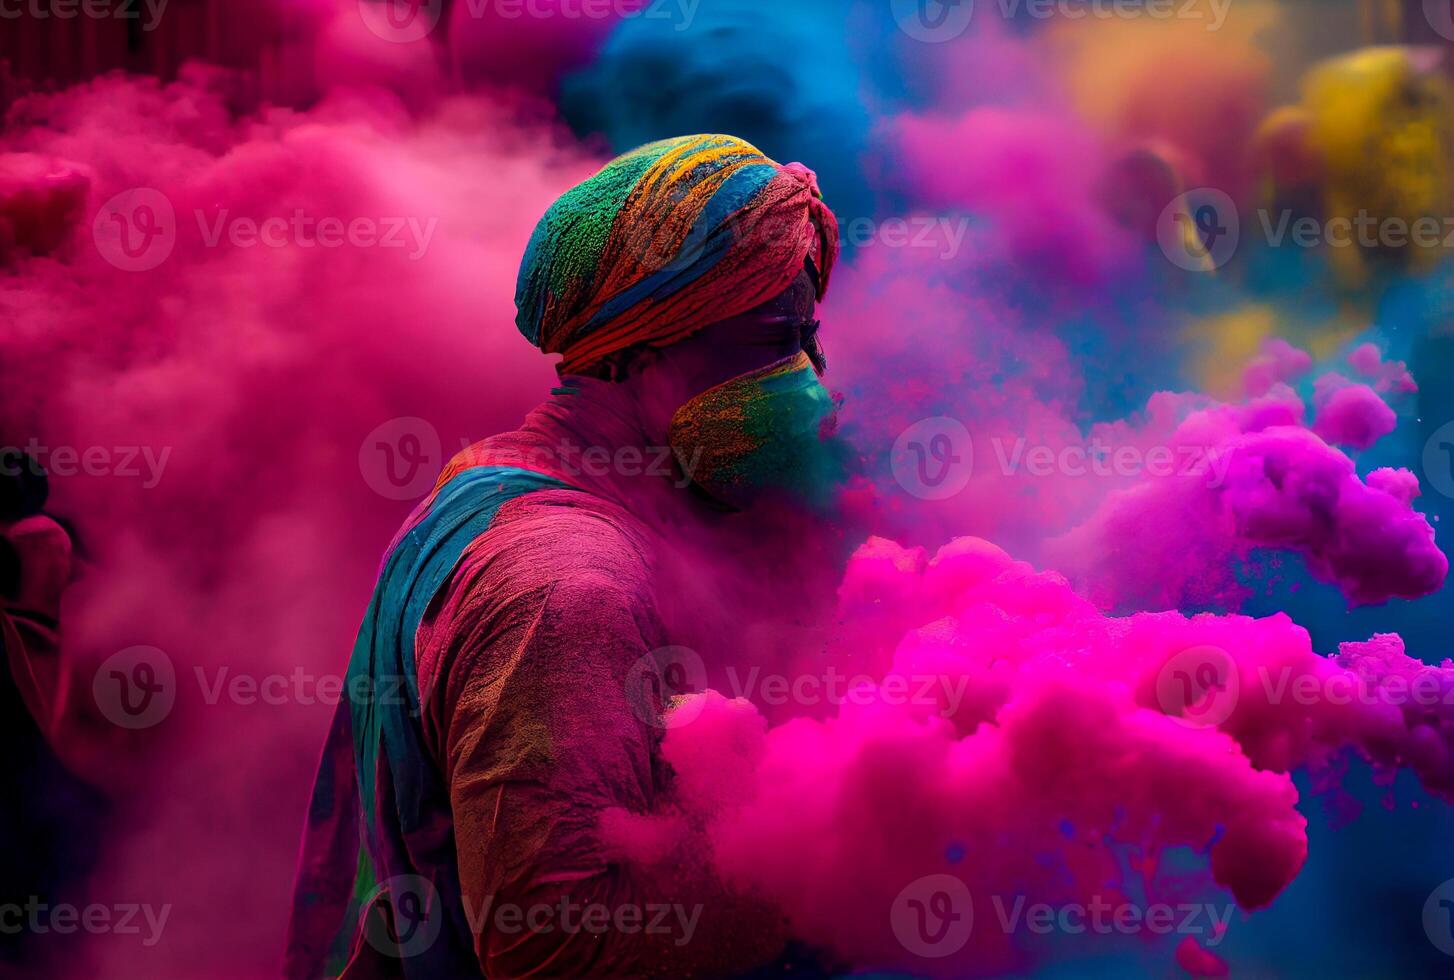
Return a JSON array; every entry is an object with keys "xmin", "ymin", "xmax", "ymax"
[
  {"xmin": 0, "ymin": 71, "xmax": 598, "ymax": 976},
  {"xmin": 1051, "ymin": 384, "xmax": 1445, "ymax": 610},
  {"xmin": 3, "ymin": 11, "xmax": 1452, "ymax": 979},
  {"xmin": 605, "ymin": 535, "xmax": 1454, "ymax": 976}
]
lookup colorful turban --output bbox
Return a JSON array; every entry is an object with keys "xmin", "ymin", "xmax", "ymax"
[{"xmin": 515, "ymin": 134, "xmax": 840, "ymax": 375}]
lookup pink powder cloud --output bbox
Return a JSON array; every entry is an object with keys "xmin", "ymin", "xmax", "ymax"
[
  {"xmin": 895, "ymin": 106, "xmax": 1138, "ymax": 287},
  {"xmin": 1347, "ymin": 342, "xmax": 1416, "ymax": 395},
  {"xmin": 0, "ymin": 71, "xmax": 601, "ymax": 976},
  {"xmin": 1311, "ymin": 375, "xmax": 1397, "ymax": 450},
  {"xmin": 1243, "ymin": 338, "xmax": 1313, "ymax": 398},
  {"xmin": 607, "ymin": 534, "xmax": 1454, "ymax": 976},
  {"xmin": 1052, "ymin": 420, "xmax": 1444, "ymax": 610}
]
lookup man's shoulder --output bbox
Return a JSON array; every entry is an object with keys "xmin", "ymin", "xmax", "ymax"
[
  {"xmin": 418, "ymin": 485, "xmax": 661, "ymax": 684},
  {"xmin": 464, "ymin": 485, "xmax": 653, "ymax": 603}
]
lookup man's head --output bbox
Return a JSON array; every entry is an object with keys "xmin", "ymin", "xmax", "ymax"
[
  {"xmin": 514, "ymin": 133, "xmax": 839, "ymax": 379},
  {"xmin": 515, "ymin": 134, "xmax": 845, "ymax": 507}
]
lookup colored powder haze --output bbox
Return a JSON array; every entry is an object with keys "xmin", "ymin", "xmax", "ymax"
[{"xmin": 2, "ymin": 0, "xmax": 1453, "ymax": 976}]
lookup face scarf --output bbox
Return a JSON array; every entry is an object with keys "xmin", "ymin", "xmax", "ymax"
[{"xmin": 667, "ymin": 351, "xmax": 844, "ymax": 510}]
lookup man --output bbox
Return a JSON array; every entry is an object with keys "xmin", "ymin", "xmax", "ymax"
[{"xmin": 287, "ymin": 134, "xmax": 843, "ymax": 978}]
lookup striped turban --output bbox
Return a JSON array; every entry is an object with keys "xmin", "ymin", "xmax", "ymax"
[{"xmin": 514, "ymin": 134, "xmax": 840, "ymax": 375}]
